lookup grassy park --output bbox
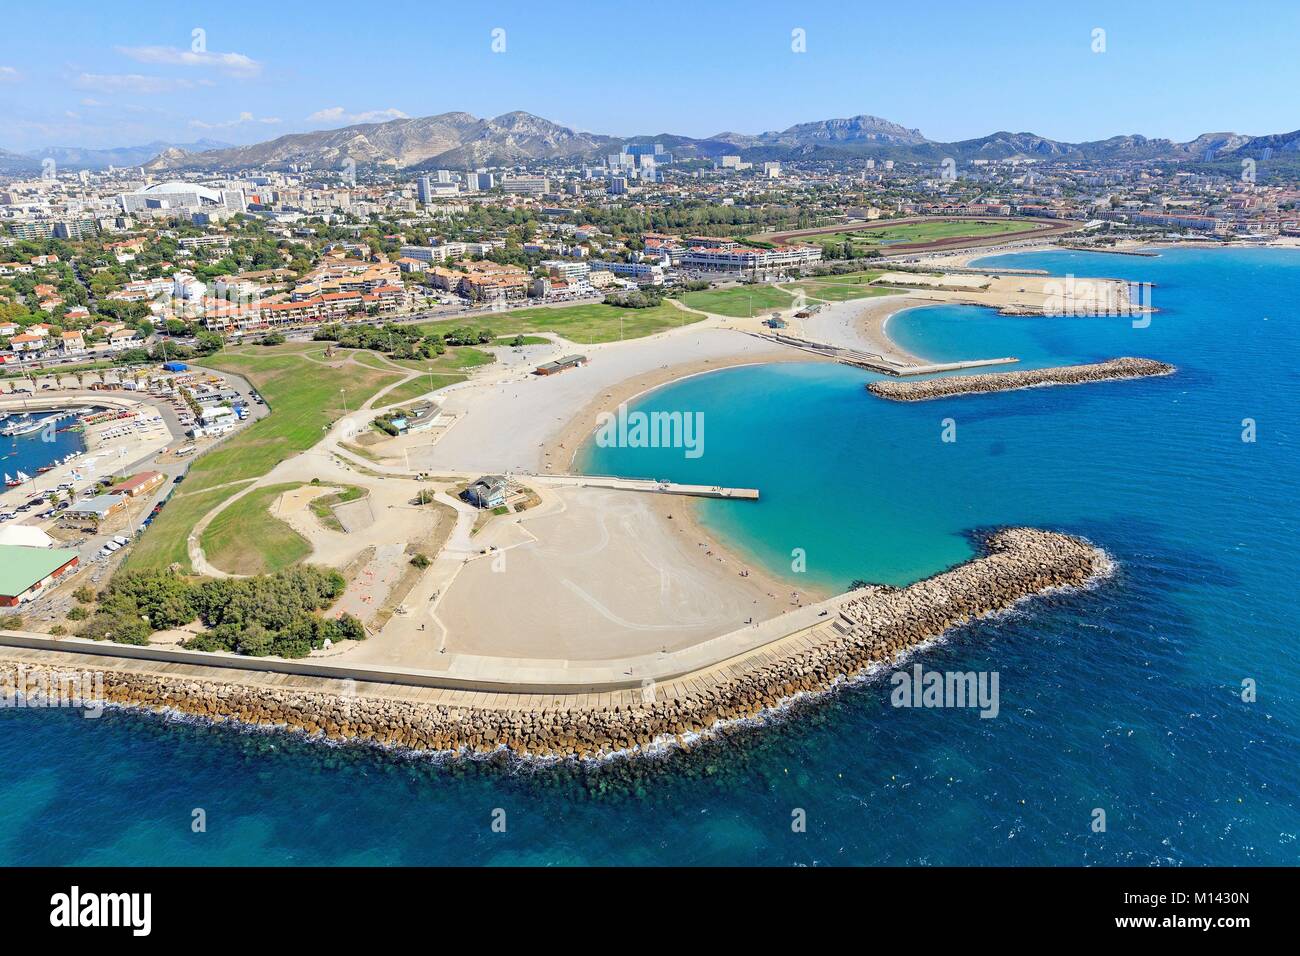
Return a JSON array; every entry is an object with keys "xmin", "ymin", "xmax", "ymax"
[
  {"xmin": 125, "ymin": 347, "xmax": 403, "ymax": 573},
  {"xmin": 785, "ymin": 269, "xmax": 903, "ymax": 302},
  {"xmin": 124, "ymin": 482, "xmax": 256, "ymax": 571},
  {"xmin": 353, "ymin": 346, "xmax": 494, "ymax": 406},
  {"xmin": 418, "ymin": 301, "xmax": 699, "ymax": 344},
  {"xmin": 675, "ymin": 285, "xmax": 795, "ymax": 317},
  {"xmin": 201, "ymin": 482, "xmax": 312, "ymax": 576}
]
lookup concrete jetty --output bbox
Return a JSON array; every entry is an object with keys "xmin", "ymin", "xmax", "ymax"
[
  {"xmin": 757, "ymin": 331, "xmax": 1018, "ymax": 377},
  {"xmin": 527, "ymin": 472, "xmax": 759, "ymax": 500}
]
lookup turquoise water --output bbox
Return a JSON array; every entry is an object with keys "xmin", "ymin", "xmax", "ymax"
[{"xmin": 2, "ymin": 248, "xmax": 1297, "ymax": 864}]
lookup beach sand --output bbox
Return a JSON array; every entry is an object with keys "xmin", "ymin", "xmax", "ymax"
[
  {"xmin": 433, "ymin": 484, "xmax": 810, "ymax": 662},
  {"xmin": 798, "ymin": 294, "xmax": 931, "ymax": 365},
  {"xmin": 413, "ymin": 326, "xmax": 804, "ymax": 475}
]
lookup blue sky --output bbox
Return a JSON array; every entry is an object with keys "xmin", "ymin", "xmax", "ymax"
[{"xmin": 1, "ymin": 0, "xmax": 1297, "ymax": 151}]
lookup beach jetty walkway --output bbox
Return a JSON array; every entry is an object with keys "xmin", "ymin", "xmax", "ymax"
[
  {"xmin": 753, "ymin": 331, "xmax": 1018, "ymax": 377},
  {"xmin": 525, "ymin": 472, "xmax": 759, "ymax": 500}
]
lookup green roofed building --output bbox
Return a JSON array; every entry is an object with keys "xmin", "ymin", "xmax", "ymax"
[{"xmin": 0, "ymin": 544, "xmax": 80, "ymax": 607}]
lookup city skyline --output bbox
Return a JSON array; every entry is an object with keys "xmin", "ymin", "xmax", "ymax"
[{"xmin": 2, "ymin": 0, "xmax": 1299, "ymax": 151}]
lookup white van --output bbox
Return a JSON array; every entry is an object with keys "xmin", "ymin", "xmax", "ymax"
[{"xmin": 111, "ymin": 534, "xmax": 130, "ymax": 547}]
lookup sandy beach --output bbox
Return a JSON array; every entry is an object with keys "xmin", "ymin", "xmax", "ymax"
[
  {"xmin": 431, "ymin": 484, "xmax": 801, "ymax": 662},
  {"xmin": 414, "ymin": 325, "xmax": 803, "ymax": 475},
  {"xmin": 798, "ymin": 294, "xmax": 931, "ymax": 364}
]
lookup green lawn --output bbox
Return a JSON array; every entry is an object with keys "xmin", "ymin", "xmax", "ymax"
[
  {"xmin": 349, "ymin": 344, "xmax": 493, "ymax": 377},
  {"xmin": 179, "ymin": 351, "xmax": 400, "ymax": 495},
  {"xmin": 201, "ymin": 482, "xmax": 312, "ymax": 576},
  {"xmin": 123, "ymin": 482, "xmax": 254, "ymax": 571},
  {"xmin": 811, "ymin": 269, "xmax": 888, "ymax": 285},
  {"xmin": 789, "ymin": 283, "xmax": 899, "ymax": 303},
  {"xmin": 378, "ymin": 373, "xmax": 465, "ymax": 408},
  {"xmin": 125, "ymin": 347, "xmax": 402, "ymax": 573},
  {"xmin": 418, "ymin": 302, "xmax": 698, "ymax": 344},
  {"xmin": 676, "ymin": 286, "xmax": 795, "ymax": 318}
]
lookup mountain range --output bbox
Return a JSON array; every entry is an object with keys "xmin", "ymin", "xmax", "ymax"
[
  {"xmin": 138, "ymin": 111, "xmax": 1299, "ymax": 173},
  {"xmin": 0, "ymin": 140, "xmax": 232, "ymax": 176},
  {"xmin": 6, "ymin": 112, "xmax": 1299, "ymax": 176}
]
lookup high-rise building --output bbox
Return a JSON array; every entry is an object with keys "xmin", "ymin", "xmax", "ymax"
[
  {"xmin": 417, "ymin": 176, "xmax": 434, "ymax": 204},
  {"xmin": 53, "ymin": 219, "xmax": 98, "ymax": 240},
  {"xmin": 501, "ymin": 175, "xmax": 549, "ymax": 196}
]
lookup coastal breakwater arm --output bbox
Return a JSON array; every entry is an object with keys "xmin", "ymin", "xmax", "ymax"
[
  {"xmin": 866, "ymin": 357, "xmax": 1175, "ymax": 402},
  {"xmin": 0, "ymin": 529, "xmax": 1110, "ymax": 760}
]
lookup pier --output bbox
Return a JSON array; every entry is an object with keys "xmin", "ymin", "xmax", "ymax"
[
  {"xmin": 526, "ymin": 472, "xmax": 759, "ymax": 500},
  {"xmin": 758, "ymin": 331, "xmax": 1018, "ymax": 377}
]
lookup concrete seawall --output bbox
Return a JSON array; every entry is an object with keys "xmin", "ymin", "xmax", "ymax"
[
  {"xmin": 867, "ymin": 357, "xmax": 1175, "ymax": 402},
  {"xmin": 0, "ymin": 528, "xmax": 1110, "ymax": 759}
]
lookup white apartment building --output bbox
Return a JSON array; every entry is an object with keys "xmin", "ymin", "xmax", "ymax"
[
  {"xmin": 681, "ymin": 244, "xmax": 822, "ymax": 273},
  {"xmin": 501, "ymin": 176, "xmax": 549, "ymax": 196}
]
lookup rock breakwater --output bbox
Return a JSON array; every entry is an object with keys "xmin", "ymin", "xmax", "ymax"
[
  {"xmin": 868, "ymin": 357, "xmax": 1174, "ymax": 402},
  {"xmin": 0, "ymin": 529, "xmax": 1110, "ymax": 759}
]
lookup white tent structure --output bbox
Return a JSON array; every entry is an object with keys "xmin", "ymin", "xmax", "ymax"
[{"xmin": 0, "ymin": 525, "xmax": 54, "ymax": 548}]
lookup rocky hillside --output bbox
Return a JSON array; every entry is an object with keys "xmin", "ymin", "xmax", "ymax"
[
  {"xmin": 129, "ymin": 107, "xmax": 1300, "ymax": 172},
  {"xmin": 146, "ymin": 111, "xmax": 615, "ymax": 172}
]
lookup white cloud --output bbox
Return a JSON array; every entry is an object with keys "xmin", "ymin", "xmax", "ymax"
[
  {"xmin": 0, "ymin": 66, "xmax": 19, "ymax": 81},
  {"xmin": 117, "ymin": 45, "xmax": 262, "ymax": 78},
  {"xmin": 189, "ymin": 111, "xmax": 282, "ymax": 130},
  {"xmin": 308, "ymin": 106, "xmax": 408, "ymax": 125},
  {"xmin": 74, "ymin": 73, "xmax": 192, "ymax": 94}
]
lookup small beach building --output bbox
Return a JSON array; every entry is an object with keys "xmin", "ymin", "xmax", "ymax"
[
  {"xmin": 463, "ymin": 475, "xmax": 508, "ymax": 509},
  {"xmin": 533, "ymin": 354, "xmax": 587, "ymax": 376},
  {"xmin": 0, "ymin": 544, "xmax": 79, "ymax": 606},
  {"xmin": 404, "ymin": 402, "xmax": 446, "ymax": 433}
]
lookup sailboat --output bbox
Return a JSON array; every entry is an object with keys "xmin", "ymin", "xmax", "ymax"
[{"xmin": 3, "ymin": 472, "xmax": 20, "ymax": 487}]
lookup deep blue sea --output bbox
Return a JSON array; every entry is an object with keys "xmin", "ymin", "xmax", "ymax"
[{"xmin": 3, "ymin": 248, "xmax": 1297, "ymax": 865}]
